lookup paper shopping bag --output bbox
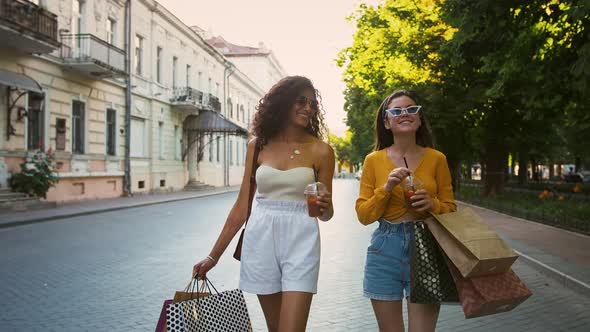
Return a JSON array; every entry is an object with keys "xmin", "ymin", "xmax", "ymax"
[
  {"xmin": 409, "ymin": 221, "xmax": 459, "ymax": 304},
  {"xmin": 446, "ymin": 258, "xmax": 532, "ymax": 319},
  {"xmin": 165, "ymin": 278, "xmax": 252, "ymax": 331},
  {"xmin": 428, "ymin": 208, "xmax": 518, "ymax": 277}
]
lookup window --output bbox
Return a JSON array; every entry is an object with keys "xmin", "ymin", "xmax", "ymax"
[
  {"xmin": 215, "ymin": 83, "xmax": 219, "ymax": 97},
  {"xmin": 227, "ymin": 97, "xmax": 233, "ymax": 118},
  {"xmin": 135, "ymin": 35, "xmax": 143, "ymax": 75},
  {"xmin": 186, "ymin": 65, "xmax": 191, "ymax": 87},
  {"xmin": 198, "ymin": 72, "xmax": 202, "ymax": 90},
  {"xmin": 216, "ymin": 136, "xmax": 220, "ymax": 163},
  {"xmin": 209, "ymin": 134, "xmax": 213, "ymax": 162},
  {"xmin": 72, "ymin": 0, "xmax": 83, "ymax": 37},
  {"xmin": 236, "ymin": 104, "xmax": 239, "ymax": 121},
  {"xmin": 158, "ymin": 122, "xmax": 164, "ymax": 159},
  {"xmin": 156, "ymin": 47, "xmax": 162, "ymax": 83},
  {"xmin": 229, "ymin": 139, "xmax": 233, "ymax": 166},
  {"xmin": 208, "ymin": 78, "xmax": 212, "ymax": 94},
  {"xmin": 27, "ymin": 93, "xmax": 44, "ymax": 150},
  {"xmin": 130, "ymin": 118, "xmax": 145, "ymax": 157},
  {"xmin": 236, "ymin": 140, "xmax": 240, "ymax": 166},
  {"xmin": 106, "ymin": 18, "xmax": 116, "ymax": 45},
  {"xmin": 172, "ymin": 57, "xmax": 178, "ymax": 89},
  {"xmin": 174, "ymin": 125, "xmax": 181, "ymax": 160},
  {"xmin": 72, "ymin": 100, "xmax": 85, "ymax": 154},
  {"xmin": 247, "ymin": 103, "xmax": 251, "ymax": 125},
  {"xmin": 106, "ymin": 108, "xmax": 116, "ymax": 156}
]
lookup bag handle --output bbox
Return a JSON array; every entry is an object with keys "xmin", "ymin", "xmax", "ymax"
[
  {"xmin": 188, "ymin": 277, "xmax": 220, "ymax": 304},
  {"xmin": 244, "ymin": 139, "xmax": 261, "ymax": 227}
]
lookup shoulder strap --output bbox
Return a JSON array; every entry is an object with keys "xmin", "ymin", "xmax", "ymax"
[
  {"xmin": 313, "ymin": 164, "xmax": 319, "ymax": 182},
  {"xmin": 245, "ymin": 139, "xmax": 260, "ymax": 224}
]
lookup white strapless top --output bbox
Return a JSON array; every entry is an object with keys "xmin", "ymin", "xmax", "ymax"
[{"xmin": 256, "ymin": 165, "xmax": 316, "ymax": 201}]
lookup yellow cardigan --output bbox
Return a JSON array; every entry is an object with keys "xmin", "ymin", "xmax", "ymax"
[{"xmin": 355, "ymin": 147, "xmax": 456, "ymax": 225}]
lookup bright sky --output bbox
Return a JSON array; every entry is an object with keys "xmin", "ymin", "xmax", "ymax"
[{"xmin": 157, "ymin": 0, "xmax": 377, "ymax": 137}]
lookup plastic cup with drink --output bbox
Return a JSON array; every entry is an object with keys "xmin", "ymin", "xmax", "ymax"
[
  {"xmin": 401, "ymin": 175, "xmax": 424, "ymax": 209},
  {"xmin": 304, "ymin": 182, "xmax": 326, "ymax": 217}
]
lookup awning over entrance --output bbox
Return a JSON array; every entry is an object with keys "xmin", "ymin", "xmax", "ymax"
[
  {"xmin": 0, "ymin": 69, "xmax": 43, "ymax": 93},
  {"xmin": 184, "ymin": 110, "xmax": 248, "ymax": 135}
]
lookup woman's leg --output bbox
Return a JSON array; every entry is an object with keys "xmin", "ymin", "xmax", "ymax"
[
  {"xmin": 258, "ymin": 292, "xmax": 283, "ymax": 332},
  {"xmin": 278, "ymin": 291, "xmax": 313, "ymax": 332},
  {"xmin": 371, "ymin": 299, "xmax": 405, "ymax": 332},
  {"xmin": 407, "ymin": 301, "xmax": 440, "ymax": 332}
]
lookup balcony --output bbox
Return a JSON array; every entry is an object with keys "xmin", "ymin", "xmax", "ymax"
[
  {"xmin": 210, "ymin": 95, "xmax": 221, "ymax": 112},
  {"xmin": 170, "ymin": 87, "xmax": 205, "ymax": 113},
  {"xmin": 60, "ymin": 34, "xmax": 126, "ymax": 78},
  {"xmin": 0, "ymin": 0, "xmax": 60, "ymax": 54}
]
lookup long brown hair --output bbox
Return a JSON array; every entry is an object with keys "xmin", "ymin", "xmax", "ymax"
[
  {"xmin": 252, "ymin": 76, "xmax": 327, "ymax": 147},
  {"xmin": 374, "ymin": 90, "xmax": 435, "ymax": 151}
]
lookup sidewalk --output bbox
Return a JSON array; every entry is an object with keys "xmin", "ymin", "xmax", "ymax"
[
  {"xmin": 459, "ymin": 201, "xmax": 590, "ymax": 297},
  {"xmin": 0, "ymin": 186, "xmax": 240, "ymax": 229}
]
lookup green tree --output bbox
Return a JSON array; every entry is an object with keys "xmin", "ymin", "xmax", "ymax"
[
  {"xmin": 338, "ymin": 0, "xmax": 471, "ymax": 187},
  {"xmin": 330, "ymin": 131, "xmax": 362, "ymax": 171}
]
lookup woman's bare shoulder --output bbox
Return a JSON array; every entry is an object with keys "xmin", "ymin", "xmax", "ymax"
[{"xmin": 310, "ymin": 138, "xmax": 334, "ymax": 158}]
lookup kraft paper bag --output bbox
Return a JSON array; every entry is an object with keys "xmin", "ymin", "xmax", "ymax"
[{"xmin": 426, "ymin": 208, "xmax": 518, "ymax": 277}]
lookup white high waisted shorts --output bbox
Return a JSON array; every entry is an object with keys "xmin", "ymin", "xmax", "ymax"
[{"xmin": 239, "ymin": 198, "xmax": 321, "ymax": 294}]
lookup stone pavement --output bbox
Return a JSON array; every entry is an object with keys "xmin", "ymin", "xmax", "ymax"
[
  {"xmin": 0, "ymin": 179, "xmax": 588, "ymax": 331},
  {"xmin": 0, "ymin": 186, "xmax": 240, "ymax": 229},
  {"xmin": 459, "ymin": 201, "xmax": 590, "ymax": 296}
]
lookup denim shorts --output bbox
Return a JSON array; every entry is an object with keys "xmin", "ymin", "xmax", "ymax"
[{"xmin": 363, "ymin": 220, "xmax": 413, "ymax": 301}]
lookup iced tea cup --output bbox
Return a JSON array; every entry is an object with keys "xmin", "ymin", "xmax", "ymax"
[
  {"xmin": 304, "ymin": 182, "xmax": 326, "ymax": 217},
  {"xmin": 401, "ymin": 175, "xmax": 424, "ymax": 209}
]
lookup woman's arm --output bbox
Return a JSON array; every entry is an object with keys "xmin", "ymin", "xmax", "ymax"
[
  {"xmin": 315, "ymin": 142, "xmax": 335, "ymax": 221},
  {"xmin": 355, "ymin": 155, "xmax": 394, "ymax": 225},
  {"xmin": 193, "ymin": 138, "xmax": 259, "ymax": 278},
  {"xmin": 432, "ymin": 154, "xmax": 457, "ymax": 214}
]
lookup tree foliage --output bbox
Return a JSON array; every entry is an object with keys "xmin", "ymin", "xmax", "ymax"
[{"xmin": 339, "ymin": 0, "xmax": 590, "ymax": 195}]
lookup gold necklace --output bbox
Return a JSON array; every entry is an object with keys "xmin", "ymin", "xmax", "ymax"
[
  {"xmin": 290, "ymin": 147, "xmax": 301, "ymax": 159},
  {"xmin": 288, "ymin": 142, "xmax": 301, "ymax": 159}
]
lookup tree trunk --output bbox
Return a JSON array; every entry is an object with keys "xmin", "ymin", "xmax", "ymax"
[
  {"xmin": 447, "ymin": 157, "xmax": 461, "ymax": 193},
  {"xmin": 549, "ymin": 162, "xmax": 555, "ymax": 180},
  {"xmin": 531, "ymin": 157, "xmax": 539, "ymax": 182},
  {"xmin": 575, "ymin": 156, "xmax": 581, "ymax": 172},
  {"xmin": 518, "ymin": 151, "xmax": 528, "ymax": 185},
  {"xmin": 483, "ymin": 142, "xmax": 507, "ymax": 197}
]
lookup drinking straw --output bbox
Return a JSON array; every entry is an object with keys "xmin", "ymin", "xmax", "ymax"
[{"xmin": 403, "ymin": 157, "xmax": 415, "ymax": 191}]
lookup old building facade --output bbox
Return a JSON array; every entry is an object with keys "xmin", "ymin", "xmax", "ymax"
[{"xmin": 0, "ymin": 0, "xmax": 286, "ymax": 202}]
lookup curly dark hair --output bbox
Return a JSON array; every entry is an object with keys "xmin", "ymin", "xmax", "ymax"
[
  {"xmin": 374, "ymin": 89, "xmax": 436, "ymax": 151},
  {"xmin": 252, "ymin": 76, "xmax": 327, "ymax": 146}
]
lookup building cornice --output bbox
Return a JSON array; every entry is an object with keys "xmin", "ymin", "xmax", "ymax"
[
  {"xmin": 226, "ymin": 51, "xmax": 287, "ymax": 77},
  {"xmin": 139, "ymin": 0, "xmax": 230, "ymax": 66},
  {"xmin": 230, "ymin": 67, "xmax": 265, "ymax": 96}
]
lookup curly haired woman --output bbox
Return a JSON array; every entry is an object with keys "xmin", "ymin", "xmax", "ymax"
[{"xmin": 192, "ymin": 76, "xmax": 335, "ymax": 332}]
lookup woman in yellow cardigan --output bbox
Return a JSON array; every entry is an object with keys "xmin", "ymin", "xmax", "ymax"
[{"xmin": 356, "ymin": 90, "xmax": 456, "ymax": 332}]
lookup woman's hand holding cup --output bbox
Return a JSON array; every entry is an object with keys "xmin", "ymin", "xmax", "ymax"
[
  {"xmin": 409, "ymin": 189, "xmax": 434, "ymax": 212},
  {"xmin": 304, "ymin": 182, "xmax": 330, "ymax": 218}
]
